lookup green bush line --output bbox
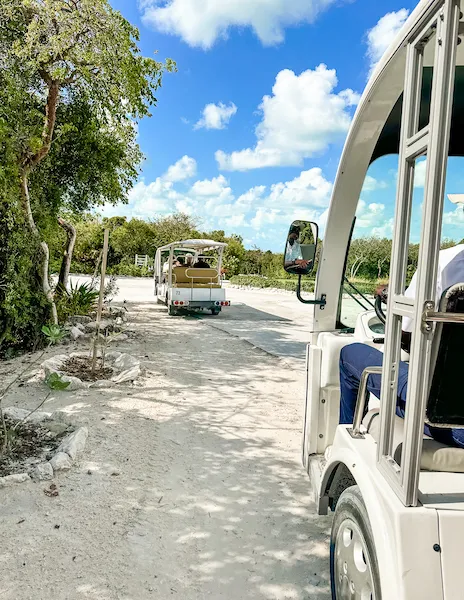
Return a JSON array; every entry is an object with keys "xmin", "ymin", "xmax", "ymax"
[{"xmin": 230, "ymin": 275, "xmax": 380, "ymax": 295}]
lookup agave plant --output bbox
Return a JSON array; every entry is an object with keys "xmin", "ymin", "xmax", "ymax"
[{"xmin": 42, "ymin": 324, "xmax": 67, "ymax": 345}]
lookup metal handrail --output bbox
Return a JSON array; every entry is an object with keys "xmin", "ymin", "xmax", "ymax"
[
  {"xmin": 351, "ymin": 366, "xmax": 383, "ymax": 438},
  {"xmin": 424, "ymin": 311, "xmax": 464, "ymax": 324},
  {"xmin": 422, "ymin": 300, "xmax": 464, "ymax": 332},
  {"xmin": 184, "ymin": 268, "xmax": 219, "ymax": 287}
]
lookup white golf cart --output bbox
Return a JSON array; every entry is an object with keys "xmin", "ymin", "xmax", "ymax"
[
  {"xmin": 154, "ymin": 239, "xmax": 230, "ymax": 316},
  {"xmin": 284, "ymin": 1, "xmax": 464, "ymax": 598}
]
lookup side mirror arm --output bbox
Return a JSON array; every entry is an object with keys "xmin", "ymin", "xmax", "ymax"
[{"xmin": 296, "ymin": 275, "xmax": 326, "ymax": 308}]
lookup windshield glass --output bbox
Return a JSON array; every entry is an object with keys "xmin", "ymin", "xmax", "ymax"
[{"xmin": 340, "ymin": 155, "xmax": 464, "ymax": 329}]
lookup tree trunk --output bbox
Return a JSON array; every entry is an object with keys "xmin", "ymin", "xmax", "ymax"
[
  {"xmin": 57, "ymin": 217, "xmax": 77, "ymax": 292},
  {"xmin": 17, "ymin": 79, "xmax": 60, "ymax": 325},
  {"xmin": 19, "ymin": 172, "xmax": 58, "ymax": 325}
]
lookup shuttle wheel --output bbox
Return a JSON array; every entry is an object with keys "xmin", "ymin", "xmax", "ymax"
[
  {"xmin": 211, "ymin": 308, "xmax": 221, "ymax": 315},
  {"xmin": 330, "ymin": 485, "xmax": 381, "ymax": 600},
  {"xmin": 168, "ymin": 304, "xmax": 177, "ymax": 316}
]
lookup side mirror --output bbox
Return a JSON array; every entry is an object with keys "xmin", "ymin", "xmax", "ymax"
[{"xmin": 283, "ymin": 220, "xmax": 318, "ymax": 275}]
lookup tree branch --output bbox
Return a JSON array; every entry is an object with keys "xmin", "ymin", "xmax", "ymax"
[
  {"xmin": 28, "ymin": 80, "xmax": 60, "ymax": 169},
  {"xmin": 57, "ymin": 217, "xmax": 77, "ymax": 291}
]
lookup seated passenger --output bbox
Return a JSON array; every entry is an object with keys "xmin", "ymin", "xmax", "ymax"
[
  {"xmin": 193, "ymin": 257, "xmax": 210, "ymax": 268},
  {"xmin": 177, "ymin": 256, "xmax": 185, "ymax": 266},
  {"xmin": 185, "ymin": 253, "xmax": 194, "ymax": 268},
  {"xmin": 284, "ymin": 225, "xmax": 311, "ymax": 273},
  {"xmin": 339, "ymin": 243, "xmax": 464, "ymax": 448}
]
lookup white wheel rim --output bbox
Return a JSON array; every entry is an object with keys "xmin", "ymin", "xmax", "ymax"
[{"xmin": 334, "ymin": 518, "xmax": 375, "ymax": 600}]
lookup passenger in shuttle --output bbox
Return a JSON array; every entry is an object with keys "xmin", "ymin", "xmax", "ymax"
[
  {"xmin": 338, "ymin": 243, "xmax": 464, "ymax": 448},
  {"xmin": 193, "ymin": 257, "xmax": 210, "ymax": 268},
  {"xmin": 284, "ymin": 225, "xmax": 310, "ymax": 271}
]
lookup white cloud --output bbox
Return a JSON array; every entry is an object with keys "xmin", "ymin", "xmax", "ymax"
[
  {"xmin": 414, "ymin": 158, "xmax": 427, "ymax": 188},
  {"xmin": 194, "ymin": 102, "xmax": 237, "ymax": 130},
  {"xmin": 443, "ymin": 206, "xmax": 464, "ymax": 225},
  {"xmin": 103, "ymin": 164, "xmax": 333, "ymax": 243},
  {"xmin": 101, "ymin": 178, "xmax": 174, "ymax": 219},
  {"xmin": 190, "ymin": 174, "xmax": 234, "ymax": 203},
  {"xmin": 268, "ymin": 168, "xmax": 332, "ymax": 207},
  {"xmin": 216, "ymin": 65, "xmax": 360, "ymax": 171},
  {"xmin": 367, "ymin": 9, "xmax": 410, "ymax": 73},
  {"xmin": 362, "ymin": 175, "xmax": 388, "ymax": 193},
  {"xmin": 355, "ymin": 200, "xmax": 386, "ymax": 229},
  {"xmin": 140, "ymin": 0, "xmax": 339, "ymax": 49},
  {"xmin": 164, "ymin": 155, "xmax": 197, "ymax": 182},
  {"xmin": 236, "ymin": 186, "xmax": 266, "ymax": 208},
  {"xmin": 371, "ymin": 218, "xmax": 394, "ymax": 238}
]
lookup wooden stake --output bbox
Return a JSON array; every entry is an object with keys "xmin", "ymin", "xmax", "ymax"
[{"xmin": 91, "ymin": 229, "xmax": 109, "ymax": 372}]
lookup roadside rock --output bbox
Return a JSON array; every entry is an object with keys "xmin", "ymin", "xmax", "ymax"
[
  {"xmin": 50, "ymin": 452, "xmax": 72, "ymax": 471},
  {"xmin": 112, "ymin": 365, "xmax": 141, "ymax": 384},
  {"xmin": 41, "ymin": 355, "xmax": 67, "ymax": 376},
  {"xmin": 113, "ymin": 353, "xmax": 139, "ymax": 370},
  {"xmin": 70, "ymin": 326, "xmax": 85, "ymax": 340},
  {"xmin": 108, "ymin": 333, "xmax": 128, "ymax": 343},
  {"xmin": 85, "ymin": 320, "xmax": 112, "ymax": 333},
  {"xmin": 32, "ymin": 463, "xmax": 54, "ymax": 481},
  {"xmin": 57, "ymin": 427, "xmax": 88, "ymax": 460},
  {"xmin": 43, "ymin": 421, "xmax": 70, "ymax": 435},
  {"xmin": 69, "ymin": 315, "xmax": 92, "ymax": 325},
  {"xmin": 49, "ymin": 411, "xmax": 79, "ymax": 426},
  {"xmin": 3, "ymin": 407, "xmax": 51, "ymax": 424},
  {"xmin": 0, "ymin": 473, "xmax": 31, "ymax": 487},
  {"xmin": 60, "ymin": 375, "xmax": 88, "ymax": 391}
]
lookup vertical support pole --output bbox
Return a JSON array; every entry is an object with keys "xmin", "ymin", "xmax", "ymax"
[{"xmin": 92, "ymin": 228, "xmax": 110, "ymax": 372}]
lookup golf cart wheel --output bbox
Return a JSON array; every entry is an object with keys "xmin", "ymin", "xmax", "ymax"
[
  {"xmin": 330, "ymin": 485, "xmax": 381, "ymax": 600},
  {"xmin": 167, "ymin": 304, "xmax": 177, "ymax": 316},
  {"xmin": 211, "ymin": 307, "xmax": 221, "ymax": 315}
]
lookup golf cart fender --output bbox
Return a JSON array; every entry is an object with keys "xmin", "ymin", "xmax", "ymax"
[{"xmin": 319, "ymin": 439, "xmax": 443, "ymax": 600}]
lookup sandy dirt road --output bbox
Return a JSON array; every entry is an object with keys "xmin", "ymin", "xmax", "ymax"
[{"xmin": 0, "ymin": 288, "xmax": 332, "ymax": 600}]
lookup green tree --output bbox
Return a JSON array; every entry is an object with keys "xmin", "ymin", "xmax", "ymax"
[{"xmin": 0, "ymin": 0, "xmax": 174, "ymax": 323}]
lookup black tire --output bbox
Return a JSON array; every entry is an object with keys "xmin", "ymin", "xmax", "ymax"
[
  {"xmin": 330, "ymin": 485, "xmax": 382, "ymax": 599},
  {"xmin": 167, "ymin": 304, "xmax": 177, "ymax": 316},
  {"xmin": 211, "ymin": 308, "xmax": 221, "ymax": 315}
]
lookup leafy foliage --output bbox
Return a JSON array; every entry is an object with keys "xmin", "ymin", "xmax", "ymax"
[
  {"xmin": 56, "ymin": 282, "xmax": 99, "ymax": 322},
  {"xmin": 45, "ymin": 372, "xmax": 71, "ymax": 391},
  {"xmin": 41, "ymin": 324, "xmax": 67, "ymax": 345},
  {"xmin": 230, "ymin": 276, "xmax": 315, "ymax": 293},
  {"xmin": 0, "ymin": 0, "xmax": 174, "ymax": 353}
]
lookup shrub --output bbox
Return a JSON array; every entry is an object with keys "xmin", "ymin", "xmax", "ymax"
[
  {"xmin": 229, "ymin": 275, "xmax": 315, "ymax": 293},
  {"xmin": 108, "ymin": 263, "xmax": 151, "ymax": 277},
  {"xmin": 56, "ymin": 282, "xmax": 99, "ymax": 322}
]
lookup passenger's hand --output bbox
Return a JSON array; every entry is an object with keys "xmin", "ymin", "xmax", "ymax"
[
  {"xmin": 295, "ymin": 259, "xmax": 309, "ymax": 268},
  {"xmin": 375, "ymin": 285, "xmax": 389, "ymax": 304}
]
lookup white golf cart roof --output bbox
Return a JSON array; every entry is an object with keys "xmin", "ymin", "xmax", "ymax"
[{"xmin": 158, "ymin": 239, "xmax": 228, "ymax": 252}]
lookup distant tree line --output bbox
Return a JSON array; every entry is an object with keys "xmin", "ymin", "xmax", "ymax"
[{"xmin": 55, "ymin": 216, "xmax": 462, "ymax": 286}]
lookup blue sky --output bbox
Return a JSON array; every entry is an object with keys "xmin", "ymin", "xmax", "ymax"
[{"xmin": 102, "ymin": 0, "xmax": 464, "ymax": 250}]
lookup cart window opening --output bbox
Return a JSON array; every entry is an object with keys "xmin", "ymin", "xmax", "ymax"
[
  {"xmin": 340, "ymin": 155, "xmax": 398, "ymax": 329},
  {"xmin": 410, "ymin": 23, "xmax": 437, "ymax": 136}
]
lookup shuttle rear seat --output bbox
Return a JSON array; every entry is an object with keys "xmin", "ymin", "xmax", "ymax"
[
  {"xmin": 172, "ymin": 267, "xmax": 221, "ymax": 288},
  {"xmin": 362, "ymin": 409, "xmax": 464, "ymax": 473}
]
